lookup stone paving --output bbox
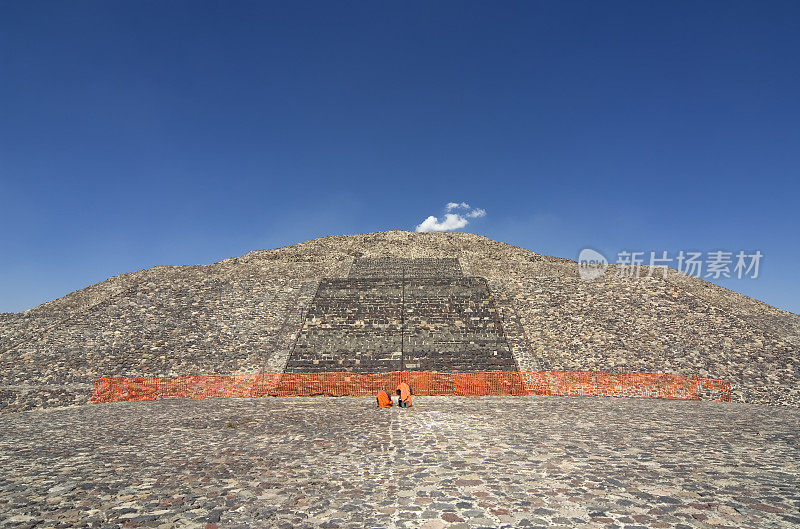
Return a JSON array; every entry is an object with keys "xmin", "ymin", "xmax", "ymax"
[{"xmin": 1, "ymin": 397, "xmax": 798, "ymax": 528}]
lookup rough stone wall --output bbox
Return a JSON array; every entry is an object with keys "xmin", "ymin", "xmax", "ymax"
[
  {"xmin": 664, "ymin": 271, "xmax": 800, "ymax": 348},
  {"xmin": 486, "ymin": 279, "xmax": 541, "ymax": 372},
  {"xmin": 0, "ymin": 259, "xmax": 348, "ymax": 411},
  {"xmin": 461, "ymin": 247, "xmax": 798, "ymax": 406},
  {"xmin": 493, "ymin": 274, "xmax": 798, "ymax": 405},
  {"xmin": 403, "ymin": 277, "xmax": 516, "ymax": 372},
  {"xmin": 0, "ymin": 314, "xmax": 55, "ymax": 355},
  {"xmin": 285, "ymin": 278, "xmax": 404, "ymax": 372},
  {"xmin": 348, "ymin": 257, "xmax": 463, "ymax": 278}
]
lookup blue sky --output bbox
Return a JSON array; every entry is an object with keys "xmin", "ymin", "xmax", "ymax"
[{"xmin": 1, "ymin": 1, "xmax": 798, "ymax": 314}]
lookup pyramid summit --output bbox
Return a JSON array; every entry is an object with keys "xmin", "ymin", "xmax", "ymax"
[{"xmin": 1, "ymin": 231, "xmax": 798, "ymax": 411}]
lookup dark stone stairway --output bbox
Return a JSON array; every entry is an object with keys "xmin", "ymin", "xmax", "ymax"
[{"xmin": 283, "ymin": 259, "xmax": 517, "ymax": 373}]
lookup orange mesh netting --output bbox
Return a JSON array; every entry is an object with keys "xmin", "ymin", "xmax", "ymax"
[{"xmin": 92, "ymin": 371, "xmax": 732, "ymax": 404}]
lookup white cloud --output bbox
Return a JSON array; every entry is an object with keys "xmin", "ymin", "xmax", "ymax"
[
  {"xmin": 415, "ymin": 203, "xmax": 486, "ymax": 232},
  {"xmin": 446, "ymin": 202, "xmax": 470, "ymax": 211},
  {"xmin": 415, "ymin": 214, "xmax": 469, "ymax": 232}
]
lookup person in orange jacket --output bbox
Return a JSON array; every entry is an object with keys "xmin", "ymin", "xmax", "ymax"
[
  {"xmin": 376, "ymin": 389, "xmax": 393, "ymax": 408},
  {"xmin": 396, "ymin": 380, "xmax": 412, "ymax": 408}
]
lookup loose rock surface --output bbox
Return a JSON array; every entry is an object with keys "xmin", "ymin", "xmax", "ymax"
[{"xmin": 1, "ymin": 396, "xmax": 798, "ymax": 528}]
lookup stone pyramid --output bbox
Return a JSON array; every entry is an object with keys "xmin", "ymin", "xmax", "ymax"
[{"xmin": 1, "ymin": 231, "xmax": 797, "ymax": 411}]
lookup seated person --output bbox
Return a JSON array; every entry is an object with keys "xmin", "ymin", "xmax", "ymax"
[{"xmin": 376, "ymin": 389, "xmax": 393, "ymax": 408}]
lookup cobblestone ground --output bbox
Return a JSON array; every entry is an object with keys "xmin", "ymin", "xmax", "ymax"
[{"xmin": 1, "ymin": 397, "xmax": 798, "ymax": 529}]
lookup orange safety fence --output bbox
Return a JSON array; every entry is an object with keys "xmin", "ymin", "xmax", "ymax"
[{"xmin": 92, "ymin": 371, "xmax": 732, "ymax": 404}]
